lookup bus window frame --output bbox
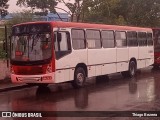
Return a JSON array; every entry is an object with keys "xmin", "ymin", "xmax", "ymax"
[
  {"xmin": 138, "ymin": 32, "xmax": 147, "ymax": 47},
  {"xmin": 86, "ymin": 29, "xmax": 102, "ymax": 49},
  {"xmin": 147, "ymin": 32, "xmax": 153, "ymax": 46},
  {"xmin": 101, "ymin": 30, "xmax": 115, "ymax": 48},
  {"xmin": 115, "ymin": 31, "xmax": 127, "ymax": 48},
  {"xmin": 71, "ymin": 28, "xmax": 86, "ymax": 50},
  {"xmin": 126, "ymin": 31, "xmax": 138, "ymax": 47}
]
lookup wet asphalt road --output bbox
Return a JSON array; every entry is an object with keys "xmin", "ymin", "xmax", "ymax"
[{"xmin": 1, "ymin": 67, "xmax": 160, "ymax": 120}]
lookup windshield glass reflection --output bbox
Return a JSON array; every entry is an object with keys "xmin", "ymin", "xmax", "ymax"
[{"xmin": 11, "ymin": 33, "xmax": 52, "ymax": 61}]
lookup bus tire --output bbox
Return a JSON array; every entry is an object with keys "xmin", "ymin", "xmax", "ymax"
[
  {"xmin": 129, "ymin": 61, "xmax": 137, "ymax": 77},
  {"xmin": 122, "ymin": 61, "xmax": 136, "ymax": 78},
  {"xmin": 72, "ymin": 67, "xmax": 86, "ymax": 89}
]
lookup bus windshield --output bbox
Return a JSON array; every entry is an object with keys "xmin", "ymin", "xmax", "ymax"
[{"xmin": 11, "ymin": 24, "xmax": 52, "ymax": 62}]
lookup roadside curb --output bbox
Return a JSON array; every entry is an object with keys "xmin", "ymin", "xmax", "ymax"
[
  {"xmin": 0, "ymin": 78, "xmax": 33, "ymax": 92},
  {"xmin": 0, "ymin": 84, "xmax": 30, "ymax": 92}
]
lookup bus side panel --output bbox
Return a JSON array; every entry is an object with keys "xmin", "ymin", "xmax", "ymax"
[
  {"xmin": 146, "ymin": 59, "xmax": 154, "ymax": 67},
  {"xmin": 87, "ymin": 49, "xmax": 98, "ymax": 77},
  {"xmin": 137, "ymin": 60, "xmax": 146, "ymax": 69},
  {"xmin": 138, "ymin": 47, "xmax": 148, "ymax": 59},
  {"xmin": 102, "ymin": 48, "xmax": 117, "ymax": 75},
  {"xmin": 87, "ymin": 48, "xmax": 116, "ymax": 77},
  {"xmin": 117, "ymin": 62, "xmax": 128, "ymax": 72},
  {"xmin": 116, "ymin": 48, "xmax": 129, "ymax": 61},
  {"xmin": 55, "ymin": 49, "xmax": 87, "ymax": 83},
  {"xmin": 55, "ymin": 67, "xmax": 70, "ymax": 83},
  {"xmin": 116, "ymin": 48, "xmax": 129, "ymax": 72},
  {"xmin": 88, "ymin": 66, "xmax": 96, "ymax": 77},
  {"xmin": 146, "ymin": 46, "xmax": 154, "ymax": 66},
  {"xmin": 128, "ymin": 47, "xmax": 138, "ymax": 60},
  {"xmin": 138, "ymin": 47, "xmax": 148, "ymax": 68},
  {"xmin": 96, "ymin": 65, "xmax": 102, "ymax": 76}
]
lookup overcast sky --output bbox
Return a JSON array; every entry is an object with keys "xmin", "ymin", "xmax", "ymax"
[{"xmin": 8, "ymin": 0, "xmax": 70, "ymax": 13}]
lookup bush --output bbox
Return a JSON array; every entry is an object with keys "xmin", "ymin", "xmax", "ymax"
[{"xmin": 0, "ymin": 49, "xmax": 6, "ymax": 59}]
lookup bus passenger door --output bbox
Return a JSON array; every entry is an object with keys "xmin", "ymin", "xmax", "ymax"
[{"xmin": 54, "ymin": 31, "xmax": 71, "ymax": 83}]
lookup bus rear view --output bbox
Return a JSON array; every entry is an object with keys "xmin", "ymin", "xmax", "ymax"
[{"xmin": 10, "ymin": 22, "xmax": 55, "ymax": 85}]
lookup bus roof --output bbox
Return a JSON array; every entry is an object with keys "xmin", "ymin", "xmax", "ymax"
[
  {"xmin": 152, "ymin": 28, "xmax": 160, "ymax": 30},
  {"xmin": 13, "ymin": 21, "xmax": 152, "ymax": 32}
]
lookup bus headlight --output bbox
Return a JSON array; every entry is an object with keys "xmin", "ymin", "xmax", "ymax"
[
  {"xmin": 46, "ymin": 65, "xmax": 52, "ymax": 73},
  {"xmin": 11, "ymin": 66, "xmax": 15, "ymax": 74}
]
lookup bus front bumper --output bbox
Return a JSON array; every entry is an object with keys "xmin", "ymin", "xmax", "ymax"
[{"xmin": 11, "ymin": 73, "xmax": 55, "ymax": 84}]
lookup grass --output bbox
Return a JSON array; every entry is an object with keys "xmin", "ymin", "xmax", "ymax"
[{"xmin": 0, "ymin": 43, "xmax": 6, "ymax": 59}]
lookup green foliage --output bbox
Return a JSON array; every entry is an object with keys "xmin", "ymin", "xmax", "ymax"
[
  {"xmin": 0, "ymin": 50, "xmax": 6, "ymax": 59},
  {"xmin": 4, "ymin": 10, "xmax": 43, "ymax": 39},
  {"xmin": 0, "ymin": 27, "xmax": 6, "ymax": 59},
  {"xmin": 0, "ymin": 0, "xmax": 9, "ymax": 18},
  {"xmin": 5, "ymin": 10, "xmax": 35, "ymax": 25},
  {"xmin": 58, "ymin": 0, "xmax": 85, "ymax": 22},
  {"xmin": 16, "ymin": 0, "xmax": 58, "ymax": 13},
  {"xmin": 0, "ymin": 27, "xmax": 5, "ymax": 41},
  {"xmin": 14, "ymin": 0, "xmax": 160, "ymax": 27},
  {"xmin": 113, "ymin": 0, "xmax": 160, "ymax": 27},
  {"xmin": 81, "ymin": 0, "xmax": 120, "ymax": 24},
  {"xmin": 59, "ymin": 0, "xmax": 160, "ymax": 27},
  {"xmin": 0, "ymin": 43, "xmax": 6, "ymax": 59}
]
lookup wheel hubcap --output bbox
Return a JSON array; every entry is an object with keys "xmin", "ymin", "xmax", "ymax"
[
  {"xmin": 130, "ymin": 62, "xmax": 135, "ymax": 76},
  {"xmin": 77, "ymin": 73, "xmax": 84, "ymax": 85}
]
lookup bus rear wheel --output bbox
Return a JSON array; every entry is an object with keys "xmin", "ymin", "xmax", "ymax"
[
  {"xmin": 72, "ymin": 67, "xmax": 86, "ymax": 89},
  {"xmin": 122, "ymin": 61, "xmax": 136, "ymax": 78}
]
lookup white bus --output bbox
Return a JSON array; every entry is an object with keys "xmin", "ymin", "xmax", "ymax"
[{"xmin": 10, "ymin": 21, "xmax": 154, "ymax": 88}]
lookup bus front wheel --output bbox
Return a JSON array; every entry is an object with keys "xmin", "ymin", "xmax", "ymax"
[{"xmin": 72, "ymin": 67, "xmax": 86, "ymax": 89}]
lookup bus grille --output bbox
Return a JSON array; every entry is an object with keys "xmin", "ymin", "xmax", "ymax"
[{"xmin": 13, "ymin": 65, "xmax": 47, "ymax": 75}]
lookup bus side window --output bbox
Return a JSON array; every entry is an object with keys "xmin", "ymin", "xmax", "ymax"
[
  {"xmin": 147, "ymin": 33, "xmax": 153, "ymax": 46},
  {"xmin": 138, "ymin": 32, "xmax": 147, "ymax": 46},
  {"xmin": 54, "ymin": 32, "xmax": 71, "ymax": 59},
  {"xmin": 127, "ymin": 31, "xmax": 138, "ymax": 47},
  {"xmin": 86, "ymin": 29, "xmax": 101, "ymax": 49},
  {"xmin": 115, "ymin": 31, "xmax": 127, "ymax": 47}
]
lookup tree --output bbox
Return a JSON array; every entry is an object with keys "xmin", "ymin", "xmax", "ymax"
[
  {"xmin": 5, "ymin": 10, "xmax": 37, "ymax": 25},
  {"xmin": 113, "ymin": 0, "xmax": 160, "ymax": 27},
  {"xmin": 79, "ymin": 0, "xmax": 160, "ymax": 27},
  {"xmin": 16, "ymin": 0, "xmax": 58, "ymax": 14},
  {"xmin": 82, "ymin": 0, "xmax": 120, "ymax": 24},
  {"xmin": 57, "ymin": 0, "xmax": 93, "ymax": 22},
  {"xmin": 0, "ymin": 0, "xmax": 9, "ymax": 18}
]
